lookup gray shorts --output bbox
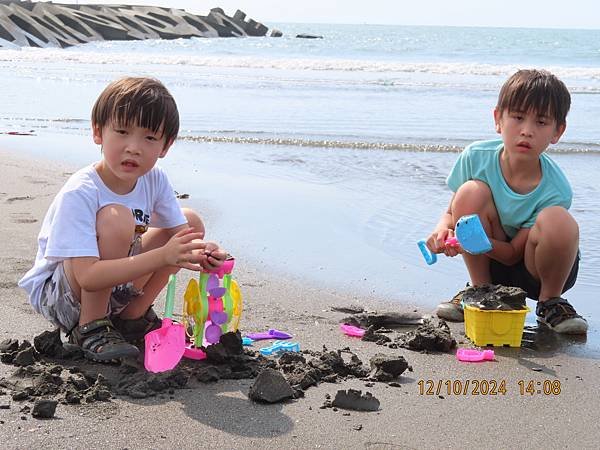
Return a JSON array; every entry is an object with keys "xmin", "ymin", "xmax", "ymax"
[{"xmin": 39, "ymin": 262, "xmax": 142, "ymax": 334}]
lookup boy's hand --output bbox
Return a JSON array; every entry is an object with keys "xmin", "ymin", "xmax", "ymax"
[
  {"xmin": 426, "ymin": 228, "xmax": 462, "ymax": 257},
  {"xmin": 163, "ymin": 228, "xmax": 210, "ymax": 270},
  {"xmin": 198, "ymin": 242, "xmax": 228, "ymax": 271}
]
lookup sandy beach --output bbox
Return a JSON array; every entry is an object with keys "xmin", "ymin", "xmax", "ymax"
[{"xmin": 0, "ymin": 149, "xmax": 599, "ymax": 449}]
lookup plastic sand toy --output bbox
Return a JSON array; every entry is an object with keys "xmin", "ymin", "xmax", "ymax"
[
  {"xmin": 182, "ymin": 256, "xmax": 243, "ymax": 360},
  {"xmin": 259, "ymin": 340, "xmax": 300, "ymax": 356},
  {"xmin": 340, "ymin": 323, "xmax": 366, "ymax": 337},
  {"xmin": 417, "ymin": 239, "xmax": 438, "ymax": 265},
  {"xmin": 246, "ymin": 329, "xmax": 292, "ymax": 340},
  {"xmin": 144, "ymin": 275, "xmax": 186, "ymax": 373},
  {"xmin": 454, "ymin": 214, "xmax": 493, "ymax": 255},
  {"xmin": 418, "ymin": 214, "xmax": 492, "ymax": 265},
  {"xmin": 464, "ymin": 304, "xmax": 530, "ymax": 347},
  {"xmin": 456, "ymin": 348, "xmax": 495, "ymax": 362}
]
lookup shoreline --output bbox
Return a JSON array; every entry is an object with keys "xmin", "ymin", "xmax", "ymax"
[
  {"xmin": 1, "ymin": 149, "xmax": 600, "ymax": 449},
  {"xmin": 1, "ymin": 134, "xmax": 599, "ymax": 328}
]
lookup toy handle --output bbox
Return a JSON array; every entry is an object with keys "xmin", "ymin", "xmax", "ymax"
[
  {"xmin": 482, "ymin": 350, "xmax": 495, "ymax": 361},
  {"xmin": 417, "ymin": 239, "xmax": 437, "ymax": 265},
  {"xmin": 164, "ymin": 274, "xmax": 176, "ymax": 319},
  {"xmin": 445, "ymin": 237, "xmax": 459, "ymax": 247}
]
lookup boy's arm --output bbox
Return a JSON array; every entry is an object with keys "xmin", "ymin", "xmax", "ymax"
[
  {"xmin": 485, "ymin": 227, "xmax": 529, "ymax": 266},
  {"xmin": 426, "ymin": 194, "xmax": 458, "ymax": 255},
  {"xmin": 70, "ymin": 228, "xmax": 206, "ymax": 292},
  {"xmin": 166, "ymin": 223, "xmax": 228, "ymax": 271},
  {"xmin": 436, "ymin": 195, "xmax": 455, "ymax": 231}
]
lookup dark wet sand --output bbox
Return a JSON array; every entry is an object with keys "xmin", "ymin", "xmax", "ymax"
[{"xmin": 1, "ymin": 150, "xmax": 599, "ymax": 450}]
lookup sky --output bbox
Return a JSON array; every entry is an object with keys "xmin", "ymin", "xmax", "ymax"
[{"xmin": 36, "ymin": 1, "xmax": 600, "ymax": 29}]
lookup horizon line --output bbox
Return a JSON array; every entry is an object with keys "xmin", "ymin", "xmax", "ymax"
[{"xmin": 263, "ymin": 21, "xmax": 600, "ymax": 32}]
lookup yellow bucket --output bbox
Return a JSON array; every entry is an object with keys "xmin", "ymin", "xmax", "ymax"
[{"xmin": 464, "ymin": 304, "xmax": 530, "ymax": 347}]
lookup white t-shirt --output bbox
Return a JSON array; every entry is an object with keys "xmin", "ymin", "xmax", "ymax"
[{"xmin": 18, "ymin": 163, "xmax": 187, "ymax": 312}]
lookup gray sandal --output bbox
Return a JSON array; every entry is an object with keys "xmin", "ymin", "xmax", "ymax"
[{"xmin": 67, "ymin": 318, "xmax": 140, "ymax": 361}]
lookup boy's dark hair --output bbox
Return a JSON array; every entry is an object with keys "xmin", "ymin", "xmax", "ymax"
[
  {"xmin": 496, "ymin": 69, "xmax": 571, "ymax": 127},
  {"xmin": 91, "ymin": 77, "xmax": 179, "ymax": 146}
]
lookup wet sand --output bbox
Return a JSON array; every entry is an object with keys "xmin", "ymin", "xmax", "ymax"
[{"xmin": 1, "ymin": 150, "xmax": 599, "ymax": 450}]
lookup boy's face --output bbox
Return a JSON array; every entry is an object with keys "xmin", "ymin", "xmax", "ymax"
[
  {"xmin": 494, "ymin": 108, "xmax": 565, "ymax": 160},
  {"xmin": 93, "ymin": 122, "xmax": 172, "ymax": 191}
]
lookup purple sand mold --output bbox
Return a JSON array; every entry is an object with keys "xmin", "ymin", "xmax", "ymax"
[{"xmin": 246, "ymin": 329, "xmax": 292, "ymax": 340}]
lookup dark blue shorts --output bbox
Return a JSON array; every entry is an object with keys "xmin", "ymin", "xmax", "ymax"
[{"xmin": 489, "ymin": 252, "xmax": 579, "ymax": 301}]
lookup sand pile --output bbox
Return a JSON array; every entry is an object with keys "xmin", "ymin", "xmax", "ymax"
[{"xmin": 0, "ymin": 328, "xmax": 415, "ymax": 418}]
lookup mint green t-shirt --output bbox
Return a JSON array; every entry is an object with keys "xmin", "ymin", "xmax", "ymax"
[{"xmin": 447, "ymin": 139, "xmax": 572, "ymax": 238}]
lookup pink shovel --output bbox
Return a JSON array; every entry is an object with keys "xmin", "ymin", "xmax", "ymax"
[{"xmin": 144, "ymin": 275, "xmax": 185, "ymax": 373}]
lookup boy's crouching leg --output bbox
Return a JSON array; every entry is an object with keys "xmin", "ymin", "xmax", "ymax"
[
  {"xmin": 63, "ymin": 204, "xmax": 141, "ymax": 360},
  {"xmin": 525, "ymin": 206, "xmax": 578, "ymax": 299},
  {"xmin": 526, "ymin": 207, "xmax": 587, "ymax": 334},
  {"xmin": 97, "ymin": 203, "xmax": 137, "ymax": 260},
  {"xmin": 436, "ymin": 181, "xmax": 505, "ymax": 321},
  {"xmin": 451, "ymin": 180, "xmax": 505, "ymax": 285},
  {"xmin": 64, "ymin": 203, "xmax": 136, "ymax": 325}
]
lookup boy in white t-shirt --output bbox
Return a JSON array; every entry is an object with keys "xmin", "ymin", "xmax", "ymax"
[
  {"xmin": 19, "ymin": 77, "xmax": 228, "ymax": 361},
  {"xmin": 425, "ymin": 69, "xmax": 587, "ymax": 334}
]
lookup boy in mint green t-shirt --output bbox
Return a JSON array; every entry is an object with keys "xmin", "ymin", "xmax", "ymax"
[{"xmin": 426, "ymin": 69, "xmax": 587, "ymax": 334}]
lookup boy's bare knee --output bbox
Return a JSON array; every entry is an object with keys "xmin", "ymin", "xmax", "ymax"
[
  {"xmin": 182, "ymin": 208, "xmax": 205, "ymax": 238},
  {"xmin": 453, "ymin": 180, "xmax": 494, "ymax": 211},
  {"xmin": 534, "ymin": 206, "xmax": 579, "ymax": 242},
  {"xmin": 456, "ymin": 180, "xmax": 492, "ymax": 198},
  {"xmin": 97, "ymin": 204, "xmax": 136, "ymax": 247}
]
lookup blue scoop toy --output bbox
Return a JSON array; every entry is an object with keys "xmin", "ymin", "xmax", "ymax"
[
  {"xmin": 418, "ymin": 214, "xmax": 492, "ymax": 265},
  {"xmin": 259, "ymin": 340, "xmax": 300, "ymax": 356}
]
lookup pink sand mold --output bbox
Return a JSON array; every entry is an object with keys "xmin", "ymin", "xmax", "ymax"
[
  {"xmin": 184, "ymin": 344, "xmax": 207, "ymax": 360},
  {"xmin": 246, "ymin": 329, "xmax": 292, "ymax": 340},
  {"xmin": 259, "ymin": 340, "xmax": 300, "ymax": 356},
  {"xmin": 456, "ymin": 348, "xmax": 495, "ymax": 362},
  {"xmin": 209, "ymin": 258, "xmax": 235, "ymax": 277},
  {"xmin": 340, "ymin": 323, "xmax": 366, "ymax": 337}
]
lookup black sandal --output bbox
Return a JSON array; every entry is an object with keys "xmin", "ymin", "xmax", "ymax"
[
  {"xmin": 67, "ymin": 318, "xmax": 140, "ymax": 361},
  {"xmin": 111, "ymin": 307, "xmax": 163, "ymax": 344}
]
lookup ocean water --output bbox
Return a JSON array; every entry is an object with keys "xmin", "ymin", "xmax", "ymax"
[{"xmin": 1, "ymin": 23, "xmax": 599, "ymax": 346}]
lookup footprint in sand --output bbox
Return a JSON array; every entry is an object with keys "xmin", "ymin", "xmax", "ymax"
[
  {"xmin": 5, "ymin": 195, "xmax": 33, "ymax": 203},
  {"xmin": 10, "ymin": 213, "xmax": 37, "ymax": 224},
  {"xmin": 23, "ymin": 175, "xmax": 52, "ymax": 186}
]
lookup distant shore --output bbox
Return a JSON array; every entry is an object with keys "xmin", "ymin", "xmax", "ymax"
[{"xmin": 0, "ymin": 3, "xmax": 269, "ymax": 49}]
